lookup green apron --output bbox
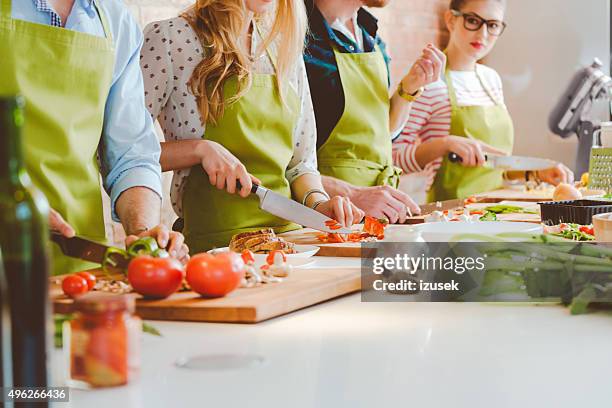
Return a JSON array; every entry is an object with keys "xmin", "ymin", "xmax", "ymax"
[
  {"xmin": 429, "ymin": 67, "xmax": 514, "ymax": 202},
  {"xmin": 317, "ymin": 45, "xmax": 401, "ymax": 188},
  {"xmin": 0, "ymin": 0, "xmax": 115, "ymax": 275},
  {"xmin": 182, "ymin": 55, "xmax": 301, "ymax": 253}
]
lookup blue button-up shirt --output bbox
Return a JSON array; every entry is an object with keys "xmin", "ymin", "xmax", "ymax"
[{"xmin": 12, "ymin": 0, "xmax": 162, "ymax": 221}]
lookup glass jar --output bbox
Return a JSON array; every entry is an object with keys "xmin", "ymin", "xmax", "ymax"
[{"xmin": 64, "ymin": 293, "xmax": 141, "ymax": 388}]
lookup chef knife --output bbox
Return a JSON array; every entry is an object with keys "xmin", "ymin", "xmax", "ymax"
[
  {"xmin": 418, "ymin": 198, "xmax": 465, "ymax": 215},
  {"xmin": 241, "ymin": 183, "xmax": 353, "ymax": 234},
  {"xmin": 51, "ymin": 233, "xmax": 130, "ymax": 270},
  {"xmin": 448, "ymin": 153, "xmax": 558, "ymax": 171}
]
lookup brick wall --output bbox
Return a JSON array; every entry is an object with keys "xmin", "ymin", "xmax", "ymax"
[{"xmin": 105, "ymin": 0, "xmax": 450, "ymax": 244}]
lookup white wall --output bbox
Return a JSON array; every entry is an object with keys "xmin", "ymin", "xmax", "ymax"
[{"xmin": 487, "ymin": 0, "xmax": 610, "ymax": 172}]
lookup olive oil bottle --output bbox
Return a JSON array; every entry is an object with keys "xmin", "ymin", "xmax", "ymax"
[{"xmin": 0, "ymin": 96, "xmax": 51, "ymax": 395}]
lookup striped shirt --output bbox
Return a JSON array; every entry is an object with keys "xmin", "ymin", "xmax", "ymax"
[{"xmin": 393, "ymin": 64, "xmax": 505, "ymax": 185}]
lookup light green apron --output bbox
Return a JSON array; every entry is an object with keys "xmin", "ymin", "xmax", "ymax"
[
  {"xmin": 182, "ymin": 49, "xmax": 301, "ymax": 253},
  {"xmin": 429, "ymin": 67, "xmax": 514, "ymax": 202},
  {"xmin": 317, "ymin": 45, "xmax": 401, "ymax": 188},
  {"xmin": 0, "ymin": 0, "xmax": 115, "ymax": 275}
]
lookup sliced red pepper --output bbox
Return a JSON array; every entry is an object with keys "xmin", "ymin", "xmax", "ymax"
[
  {"xmin": 579, "ymin": 226, "xmax": 595, "ymax": 235},
  {"xmin": 241, "ymin": 250, "xmax": 255, "ymax": 265},
  {"xmin": 329, "ymin": 224, "xmax": 342, "ymax": 230},
  {"xmin": 326, "ymin": 233, "xmax": 346, "ymax": 243},
  {"xmin": 266, "ymin": 250, "xmax": 287, "ymax": 266}
]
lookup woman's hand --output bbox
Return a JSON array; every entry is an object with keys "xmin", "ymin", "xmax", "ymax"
[
  {"xmin": 315, "ymin": 196, "xmax": 365, "ymax": 227},
  {"xmin": 445, "ymin": 135, "xmax": 508, "ymax": 167},
  {"xmin": 196, "ymin": 140, "xmax": 261, "ymax": 197},
  {"xmin": 348, "ymin": 185, "xmax": 421, "ymax": 224},
  {"xmin": 401, "ymin": 44, "xmax": 446, "ymax": 94},
  {"xmin": 537, "ymin": 164, "xmax": 575, "ymax": 186}
]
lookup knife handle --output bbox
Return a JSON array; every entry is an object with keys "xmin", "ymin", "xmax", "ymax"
[
  {"xmin": 448, "ymin": 153, "xmax": 489, "ymax": 163},
  {"xmin": 235, "ymin": 181, "xmax": 260, "ymax": 195}
]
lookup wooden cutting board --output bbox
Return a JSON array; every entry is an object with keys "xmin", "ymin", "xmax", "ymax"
[
  {"xmin": 280, "ymin": 228, "xmax": 362, "ymax": 257},
  {"xmin": 472, "ymin": 187, "xmax": 554, "ymax": 203},
  {"xmin": 51, "ymin": 266, "xmax": 360, "ymax": 323}
]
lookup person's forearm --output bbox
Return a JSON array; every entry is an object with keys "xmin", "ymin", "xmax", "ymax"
[
  {"xmin": 160, "ymin": 140, "xmax": 205, "ymax": 172},
  {"xmin": 291, "ymin": 174, "xmax": 331, "ymax": 208},
  {"xmin": 115, "ymin": 186, "xmax": 162, "ymax": 235},
  {"xmin": 414, "ymin": 137, "xmax": 450, "ymax": 169},
  {"xmin": 320, "ymin": 175, "xmax": 362, "ymax": 200},
  {"xmin": 389, "ymin": 91, "xmax": 414, "ymax": 136}
]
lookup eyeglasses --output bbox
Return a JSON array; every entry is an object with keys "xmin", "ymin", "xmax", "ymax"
[{"xmin": 451, "ymin": 9, "xmax": 507, "ymax": 36}]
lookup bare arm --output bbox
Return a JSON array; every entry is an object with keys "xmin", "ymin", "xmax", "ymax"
[
  {"xmin": 389, "ymin": 45, "xmax": 446, "ymax": 135},
  {"xmin": 115, "ymin": 186, "xmax": 161, "ymax": 236},
  {"xmin": 160, "ymin": 140, "xmax": 205, "ymax": 172},
  {"xmin": 291, "ymin": 174, "xmax": 364, "ymax": 227}
]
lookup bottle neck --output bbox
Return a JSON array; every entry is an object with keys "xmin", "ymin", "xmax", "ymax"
[{"xmin": 0, "ymin": 100, "xmax": 26, "ymax": 189}]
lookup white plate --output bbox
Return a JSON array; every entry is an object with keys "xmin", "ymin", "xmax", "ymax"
[
  {"xmin": 409, "ymin": 221, "xmax": 543, "ymax": 242},
  {"xmin": 208, "ymin": 245, "xmax": 320, "ymax": 268}
]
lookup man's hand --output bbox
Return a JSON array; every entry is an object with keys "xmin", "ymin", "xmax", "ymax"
[
  {"xmin": 537, "ymin": 164, "xmax": 575, "ymax": 186},
  {"xmin": 49, "ymin": 208, "xmax": 75, "ymax": 238},
  {"xmin": 349, "ymin": 185, "xmax": 421, "ymax": 224},
  {"xmin": 125, "ymin": 224, "xmax": 190, "ymax": 264},
  {"xmin": 401, "ymin": 44, "xmax": 446, "ymax": 95}
]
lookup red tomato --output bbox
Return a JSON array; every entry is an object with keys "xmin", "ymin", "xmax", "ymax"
[
  {"xmin": 241, "ymin": 250, "xmax": 255, "ymax": 265},
  {"xmin": 186, "ymin": 252, "xmax": 245, "ymax": 298},
  {"xmin": 62, "ymin": 275, "xmax": 89, "ymax": 298},
  {"xmin": 127, "ymin": 256, "xmax": 185, "ymax": 299},
  {"xmin": 76, "ymin": 271, "xmax": 97, "ymax": 290}
]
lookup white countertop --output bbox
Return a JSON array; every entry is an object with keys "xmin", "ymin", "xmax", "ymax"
[{"xmin": 52, "ymin": 257, "xmax": 612, "ymax": 408}]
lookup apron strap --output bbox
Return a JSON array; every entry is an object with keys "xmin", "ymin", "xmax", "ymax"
[
  {"xmin": 444, "ymin": 65, "xmax": 502, "ymax": 107},
  {"xmin": 92, "ymin": 0, "xmax": 113, "ymax": 42},
  {"xmin": 474, "ymin": 64, "xmax": 501, "ymax": 105},
  {"xmin": 254, "ymin": 21, "xmax": 278, "ymax": 73},
  {"xmin": 0, "ymin": 0, "xmax": 11, "ymax": 17}
]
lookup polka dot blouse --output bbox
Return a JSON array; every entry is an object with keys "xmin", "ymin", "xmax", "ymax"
[{"xmin": 141, "ymin": 16, "xmax": 319, "ymax": 216}]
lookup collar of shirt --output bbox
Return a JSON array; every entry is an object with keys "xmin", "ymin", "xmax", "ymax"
[
  {"xmin": 33, "ymin": 0, "xmax": 95, "ymax": 27},
  {"xmin": 330, "ymin": 13, "xmax": 364, "ymax": 52},
  {"xmin": 305, "ymin": 0, "xmax": 380, "ymax": 53}
]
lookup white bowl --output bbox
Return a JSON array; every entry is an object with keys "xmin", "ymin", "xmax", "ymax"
[
  {"xmin": 208, "ymin": 245, "xmax": 320, "ymax": 268},
  {"xmin": 409, "ymin": 221, "xmax": 543, "ymax": 242},
  {"xmin": 593, "ymin": 213, "xmax": 612, "ymax": 242}
]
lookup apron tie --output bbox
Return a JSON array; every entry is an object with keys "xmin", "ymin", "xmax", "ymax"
[{"xmin": 318, "ymin": 157, "xmax": 402, "ymax": 187}]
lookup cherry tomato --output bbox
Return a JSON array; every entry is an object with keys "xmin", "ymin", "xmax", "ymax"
[
  {"xmin": 62, "ymin": 275, "xmax": 89, "ymax": 298},
  {"xmin": 127, "ymin": 256, "xmax": 185, "ymax": 299},
  {"xmin": 266, "ymin": 250, "xmax": 286, "ymax": 266},
  {"xmin": 241, "ymin": 250, "xmax": 255, "ymax": 265},
  {"xmin": 186, "ymin": 252, "xmax": 245, "ymax": 298},
  {"xmin": 76, "ymin": 271, "xmax": 97, "ymax": 290}
]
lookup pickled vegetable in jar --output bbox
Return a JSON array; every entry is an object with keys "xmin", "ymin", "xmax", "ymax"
[{"xmin": 65, "ymin": 293, "xmax": 141, "ymax": 388}]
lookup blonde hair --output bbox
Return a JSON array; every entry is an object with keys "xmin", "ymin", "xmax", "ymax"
[{"xmin": 182, "ymin": 0, "xmax": 307, "ymax": 126}]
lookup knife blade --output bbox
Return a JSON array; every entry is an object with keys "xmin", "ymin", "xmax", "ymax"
[
  {"xmin": 418, "ymin": 198, "xmax": 465, "ymax": 215},
  {"xmin": 51, "ymin": 233, "xmax": 130, "ymax": 269},
  {"xmin": 245, "ymin": 183, "xmax": 353, "ymax": 234},
  {"xmin": 448, "ymin": 153, "xmax": 557, "ymax": 171}
]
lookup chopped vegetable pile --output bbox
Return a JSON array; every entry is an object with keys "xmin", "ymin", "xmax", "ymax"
[
  {"xmin": 451, "ymin": 233, "xmax": 612, "ymax": 314},
  {"xmin": 548, "ymin": 223, "xmax": 595, "ymax": 242},
  {"xmin": 318, "ymin": 216, "xmax": 388, "ymax": 243}
]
